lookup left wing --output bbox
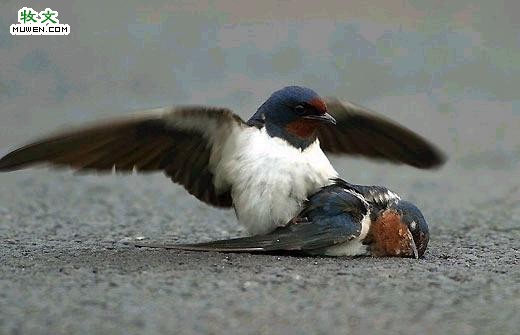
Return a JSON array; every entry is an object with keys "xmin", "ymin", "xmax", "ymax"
[{"xmin": 135, "ymin": 216, "xmax": 360, "ymax": 253}]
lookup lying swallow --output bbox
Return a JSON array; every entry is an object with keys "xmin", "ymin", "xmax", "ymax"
[
  {"xmin": 0, "ymin": 86, "xmax": 444, "ymax": 235},
  {"xmin": 135, "ymin": 179, "xmax": 430, "ymax": 258}
]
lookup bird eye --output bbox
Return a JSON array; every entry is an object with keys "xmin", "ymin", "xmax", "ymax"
[{"xmin": 294, "ymin": 105, "xmax": 305, "ymax": 115}]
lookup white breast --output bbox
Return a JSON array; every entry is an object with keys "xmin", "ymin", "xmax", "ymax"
[{"xmin": 214, "ymin": 127, "xmax": 338, "ymax": 235}]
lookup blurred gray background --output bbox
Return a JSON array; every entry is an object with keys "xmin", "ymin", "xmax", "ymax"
[{"xmin": 0, "ymin": 1, "xmax": 519, "ymax": 335}]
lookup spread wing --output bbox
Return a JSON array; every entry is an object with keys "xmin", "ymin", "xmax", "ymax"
[
  {"xmin": 317, "ymin": 97, "xmax": 446, "ymax": 169},
  {"xmin": 0, "ymin": 106, "xmax": 246, "ymax": 207}
]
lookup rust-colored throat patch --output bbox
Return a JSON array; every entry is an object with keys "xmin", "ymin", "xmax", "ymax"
[{"xmin": 368, "ymin": 210, "xmax": 419, "ymax": 258}]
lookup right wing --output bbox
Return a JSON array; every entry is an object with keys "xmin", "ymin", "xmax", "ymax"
[{"xmin": 0, "ymin": 106, "xmax": 246, "ymax": 207}]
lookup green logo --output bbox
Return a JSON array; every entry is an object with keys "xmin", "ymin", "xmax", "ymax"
[
  {"xmin": 40, "ymin": 9, "xmax": 58, "ymax": 24},
  {"xmin": 11, "ymin": 7, "xmax": 70, "ymax": 36},
  {"xmin": 19, "ymin": 8, "xmax": 38, "ymax": 23}
]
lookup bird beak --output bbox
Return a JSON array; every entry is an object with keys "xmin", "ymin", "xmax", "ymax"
[
  {"xmin": 303, "ymin": 113, "xmax": 336, "ymax": 125},
  {"xmin": 404, "ymin": 227, "xmax": 419, "ymax": 259}
]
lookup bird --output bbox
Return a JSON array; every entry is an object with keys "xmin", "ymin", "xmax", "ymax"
[
  {"xmin": 0, "ymin": 86, "xmax": 445, "ymax": 235},
  {"xmin": 134, "ymin": 179, "xmax": 430, "ymax": 258}
]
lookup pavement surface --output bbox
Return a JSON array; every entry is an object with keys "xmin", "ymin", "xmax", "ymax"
[
  {"xmin": 1, "ymin": 159, "xmax": 519, "ymax": 335},
  {"xmin": 1, "ymin": 1, "xmax": 520, "ymax": 334}
]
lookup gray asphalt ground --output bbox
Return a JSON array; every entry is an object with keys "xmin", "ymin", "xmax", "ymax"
[
  {"xmin": 1, "ymin": 159, "xmax": 519, "ymax": 335},
  {"xmin": 1, "ymin": 1, "xmax": 520, "ymax": 334}
]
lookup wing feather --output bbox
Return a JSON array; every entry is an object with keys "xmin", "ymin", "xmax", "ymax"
[
  {"xmin": 0, "ymin": 106, "xmax": 245, "ymax": 207},
  {"xmin": 318, "ymin": 97, "xmax": 446, "ymax": 169},
  {"xmin": 134, "ymin": 218, "xmax": 359, "ymax": 253}
]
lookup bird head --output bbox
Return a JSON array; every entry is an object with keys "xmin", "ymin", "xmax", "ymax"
[
  {"xmin": 256, "ymin": 86, "xmax": 336, "ymax": 148},
  {"xmin": 368, "ymin": 200, "xmax": 430, "ymax": 259},
  {"xmin": 392, "ymin": 200, "xmax": 430, "ymax": 258}
]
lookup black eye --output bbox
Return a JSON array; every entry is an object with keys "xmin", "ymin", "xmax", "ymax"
[{"xmin": 294, "ymin": 105, "xmax": 305, "ymax": 115}]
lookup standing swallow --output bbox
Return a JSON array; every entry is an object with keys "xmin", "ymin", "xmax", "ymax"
[
  {"xmin": 0, "ymin": 86, "xmax": 444, "ymax": 235},
  {"xmin": 136, "ymin": 179, "xmax": 430, "ymax": 258}
]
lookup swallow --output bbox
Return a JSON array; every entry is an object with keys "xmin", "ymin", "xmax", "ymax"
[
  {"xmin": 0, "ymin": 86, "xmax": 444, "ymax": 235},
  {"xmin": 135, "ymin": 179, "xmax": 430, "ymax": 258}
]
